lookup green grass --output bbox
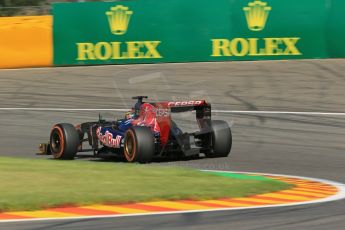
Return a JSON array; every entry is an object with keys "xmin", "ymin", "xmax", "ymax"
[{"xmin": 0, "ymin": 157, "xmax": 292, "ymax": 212}]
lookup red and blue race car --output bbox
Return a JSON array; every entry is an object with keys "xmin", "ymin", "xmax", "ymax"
[{"xmin": 39, "ymin": 96, "xmax": 232, "ymax": 163}]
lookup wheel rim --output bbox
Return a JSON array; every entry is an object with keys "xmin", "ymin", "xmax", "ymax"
[
  {"xmin": 50, "ymin": 127, "xmax": 64, "ymax": 158},
  {"xmin": 124, "ymin": 130, "xmax": 136, "ymax": 162}
]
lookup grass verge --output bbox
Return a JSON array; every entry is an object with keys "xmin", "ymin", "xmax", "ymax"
[{"xmin": 0, "ymin": 157, "xmax": 292, "ymax": 212}]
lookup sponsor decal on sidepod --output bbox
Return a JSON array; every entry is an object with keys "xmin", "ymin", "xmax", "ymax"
[{"xmin": 96, "ymin": 127, "xmax": 122, "ymax": 148}]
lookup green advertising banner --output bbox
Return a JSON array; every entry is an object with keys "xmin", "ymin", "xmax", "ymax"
[{"xmin": 53, "ymin": 0, "xmax": 345, "ymax": 66}]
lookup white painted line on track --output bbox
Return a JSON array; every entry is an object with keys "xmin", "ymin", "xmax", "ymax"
[
  {"xmin": 0, "ymin": 108, "xmax": 345, "ymax": 116},
  {"xmin": 0, "ymin": 171, "xmax": 344, "ymax": 224},
  {"xmin": 0, "ymin": 108, "xmax": 128, "ymax": 112},
  {"xmin": 212, "ymin": 110, "xmax": 345, "ymax": 116}
]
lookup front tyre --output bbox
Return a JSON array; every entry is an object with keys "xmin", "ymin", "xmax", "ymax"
[
  {"xmin": 50, "ymin": 123, "xmax": 79, "ymax": 160},
  {"xmin": 206, "ymin": 120, "xmax": 232, "ymax": 158},
  {"xmin": 124, "ymin": 126, "xmax": 154, "ymax": 163}
]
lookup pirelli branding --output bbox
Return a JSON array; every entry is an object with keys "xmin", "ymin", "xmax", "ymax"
[
  {"xmin": 76, "ymin": 5, "xmax": 162, "ymax": 61},
  {"xmin": 211, "ymin": 0, "xmax": 302, "ymax": 57}
]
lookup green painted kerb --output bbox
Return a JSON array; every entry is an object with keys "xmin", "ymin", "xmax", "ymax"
[{"xmin": 205, "ymin": 171, "xmax": 275, "ymax": 181}]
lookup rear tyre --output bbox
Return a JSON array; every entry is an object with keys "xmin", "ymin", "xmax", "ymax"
[
  {"xmin": 124, "ymin": 126, "xmax": 154, "ymax": 163},
  {"xmin": 50, "ymin": 123, "xmax": 79, "ymax": 160},
  {"xmin": 206, "ymin": 120, "xmax": 232, "ymax": 158}
]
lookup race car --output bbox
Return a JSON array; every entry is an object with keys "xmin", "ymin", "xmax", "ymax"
[{"xmin": 39, "ymin": 96, "xmax": 232, "ymax": 163}]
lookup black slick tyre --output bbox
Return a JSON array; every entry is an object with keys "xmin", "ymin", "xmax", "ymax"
[
  {"xmin": 206, "ymin": 120, "xmax": 232, "ymax": 158},
  {"xmin": 50, "ymin": 123, "xmax": 79, "ymax": 160},
  {"xmin": 124, "ymin": 126, "xmax": 154, "ymax": 163}
]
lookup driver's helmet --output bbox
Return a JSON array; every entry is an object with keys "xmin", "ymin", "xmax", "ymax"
[{"xmin": 125, "ymin": 109, "xmax": 135, "ymax": 120}]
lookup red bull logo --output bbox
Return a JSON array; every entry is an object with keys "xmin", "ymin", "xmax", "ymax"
[{"xmin": 96, "ymin": 127, "xmax": 122, "ymax": 148}]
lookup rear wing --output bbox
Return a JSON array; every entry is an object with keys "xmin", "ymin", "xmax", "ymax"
[
  {"xmin": 166, "ymin": 100, "xmax": 210, "ymax": 113},
  {"xmin": 164, "ymin": 100, "xmax": 212, "ymax": 130}
]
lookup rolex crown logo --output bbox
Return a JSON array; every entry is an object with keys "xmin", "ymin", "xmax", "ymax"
[
  {"xmin": 106, "ymin": 5, "xmax": 133, "ymax": 35},
  {"xmin": 243, "ymin": 0, "xmax": 271, "ymax": 31}
]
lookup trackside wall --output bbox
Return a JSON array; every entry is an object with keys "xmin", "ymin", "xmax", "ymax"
[
  {"xmin": 0, "ymin": 16, "xmax": 52, "ymax": 68},
  {"xmin": 0, "ymin": 0, "xmax": 344, "ymax": 68}
]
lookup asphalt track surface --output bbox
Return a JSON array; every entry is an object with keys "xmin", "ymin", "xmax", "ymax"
[{"xmin": 0, "ymin": 59, "xmax": 344, "ymax": 230}]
